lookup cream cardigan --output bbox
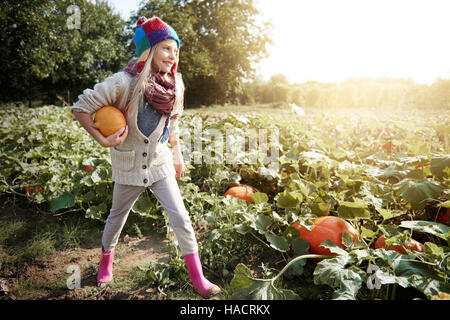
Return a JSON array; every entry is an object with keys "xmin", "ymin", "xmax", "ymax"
[{"xmin": 70, "ymin": 71, "xmax": 182, "ymax": 187}]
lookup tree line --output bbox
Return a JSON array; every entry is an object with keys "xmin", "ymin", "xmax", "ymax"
[
  {"xmin": 1, "ymin": 0, "xmax": 448, "ymax": 109},
  {"xmin": 1, "ymin": 0, "xmax": 271, "ymax": 108},
  {"xmin": 243, "ymin": 75, "xmax": 450, "ymax": 109}
]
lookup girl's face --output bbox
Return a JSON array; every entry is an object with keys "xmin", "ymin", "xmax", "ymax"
[{"xmin": 152, "ymin": 39, "xmax": 179, "ymax": 74}]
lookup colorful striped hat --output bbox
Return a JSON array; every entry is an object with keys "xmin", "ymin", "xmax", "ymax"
[{"xmin": 133, "ymin": 16, "xmax": 181, "ymax": 74}]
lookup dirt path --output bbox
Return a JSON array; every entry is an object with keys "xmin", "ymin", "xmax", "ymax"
[
  {"xmin": 0, "ymin": 201, "xmax": 183, "ymax": 300},
  {"xmin": 46, "ymin": 232, "xmax": 171, "ymax": 300}
]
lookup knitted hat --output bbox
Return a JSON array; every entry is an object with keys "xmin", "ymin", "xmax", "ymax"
[{"xmin": 133, "ymin": 16, "xmax": 181, "ymax": 74}]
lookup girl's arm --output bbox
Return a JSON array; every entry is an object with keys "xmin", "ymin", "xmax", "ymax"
[
  {"xmin": 70, "ymin": 72, "xmax": 130, "ymax": 147},
  {"xmin": 72, "ymin": 110, "xmax": 128, "ymax": 148},
  {"xmin": 169, "ymin": 128, "xmax": 186, "ymax": 179}
]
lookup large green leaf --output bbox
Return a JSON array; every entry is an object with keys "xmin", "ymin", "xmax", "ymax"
[
  {"xmin": 430, "ymin": 155, "xmax": 450, "ymax": 178},
  {"xmin": 283, "ymin": 238, "xmax": 310, "ymax": 278},
  {"xmin": 392, "ymin": 256, "xmax": 450, "ymax": 298},
  {"xmin": 399, "ymin": 220, "xmax": 450, "ymax": 240},
  {"xmin": 265, "ymin": 232, "xmax": 290, "ymax": 252},
  {"xmin": 49, "ymin": 192, "xmax": 75, "ymax": 212},
  {"xmin": 337, "ymin": 198, "xmax": 371, "ymax": 220},
  {"xmin": 394, "ymin": 179, "xmax": 443, "ymax": 210},
  {"xmin": 132, "ymin": 190, "xmax": 159, "ymax": 219},
  {"xmin": 276, "ymin": 190, "xmax": 303, "ymax": 208},
  {"xmin": 313, "ymin": 253, "xmax": 364, "ymax": 300}
]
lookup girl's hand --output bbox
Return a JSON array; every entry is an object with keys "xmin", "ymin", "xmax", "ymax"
[
  {"xmin": 101, "ymin": 125, "xmax": 128, "ymax": 147},
  {"xmin": 174, "ymin": 160, "xmax": 186, "ymax": 179}
]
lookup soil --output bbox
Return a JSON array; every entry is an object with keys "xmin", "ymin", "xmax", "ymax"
[{"xmin": 0, "ymin": 201, "xmax": 214, "ymax": 300}]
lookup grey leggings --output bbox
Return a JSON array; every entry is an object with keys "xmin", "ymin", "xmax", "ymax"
[{"xmin": 101, "ymin": 175, "xmax": 198, "ymax": 256}]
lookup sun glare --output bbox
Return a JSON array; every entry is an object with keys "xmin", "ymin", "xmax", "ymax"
[{"xmin": 256, "ymin": 0, "xmax": 450, "ymax": 84}]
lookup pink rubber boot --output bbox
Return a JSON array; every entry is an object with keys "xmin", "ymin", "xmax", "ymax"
[
  {"xmin": 184, "ymin": 252, "xmax": 221, "ymax": 298},
  {"xmin": 97, "ymin": 246, "xmax": 115, "ymax": 285}
]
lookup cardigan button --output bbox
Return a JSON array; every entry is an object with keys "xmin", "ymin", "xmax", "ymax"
[
  {"xmin": 142, "ymin": 152, "xmax": 147, "ymax": 157},
  {"xmin": 142, "ymin": 164, "xmax": 147, "ymax": 170},
  {"xmin": 143, "ymin": 178, "xmax": 148, "ymax": 184},
  {"xmin": 144, "ymin": 139, "xmax": 149, "ymax": 144}
]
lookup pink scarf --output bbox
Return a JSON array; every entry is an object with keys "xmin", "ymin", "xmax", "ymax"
[{"xmin": 123, "ymin": 58, "xmax": 181, "ymax": 120}]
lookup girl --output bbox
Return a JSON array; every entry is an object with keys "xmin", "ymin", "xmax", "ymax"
[{"xmin": 70, "ymin": 16, "xmax": 221, "ymax": 299}]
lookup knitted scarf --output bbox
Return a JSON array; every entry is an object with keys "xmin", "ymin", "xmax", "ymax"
[
  {"xmin": 123, "ymin": 58, "xmax": 181, "ymax": 143},
  {"xmin": 123, "ymin": 58, "xmax": 179, "ymax": 117}
]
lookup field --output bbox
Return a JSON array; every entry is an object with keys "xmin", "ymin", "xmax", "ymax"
[{"xmin": 0, "ymin": 103, "xmax": 449, "ymax": 300}]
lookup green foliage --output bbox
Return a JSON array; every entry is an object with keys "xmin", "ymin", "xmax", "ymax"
[
  {"xmin": 249, "ymin": 75, "xmax": 450, "ymax": 109},
  {"xmin": 1, "ymin": 104, "xmax": 449, "ymax": 300},
  {"xmin": 127, "ymin": 0, "xmax": 273, "ymax": 106},
  {"xmin": 0, "ymin": 0, "xmax": 129, "ymax": 105}
]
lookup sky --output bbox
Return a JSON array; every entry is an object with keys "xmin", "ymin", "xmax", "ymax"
[{"xmin": 105, "ymin": 0, "xmax": 450, "ymax": 85}]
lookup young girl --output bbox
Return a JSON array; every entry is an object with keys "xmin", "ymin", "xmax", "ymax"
[{"xmin": 70, "ymin": 16, "xmax": 221, "ymax": 299}]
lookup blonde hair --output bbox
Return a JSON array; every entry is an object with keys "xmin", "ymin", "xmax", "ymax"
[{"xmin": 126, "ymin": 41, "xmax": 184, "ymax": 118}]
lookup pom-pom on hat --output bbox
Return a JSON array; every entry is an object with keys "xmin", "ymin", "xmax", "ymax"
[{"xmin": 133, "ymin": 16, "xmax": 181, "ymax": 74}]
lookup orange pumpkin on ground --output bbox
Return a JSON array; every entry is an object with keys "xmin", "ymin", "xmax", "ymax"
[
  {"xmin": 224, "ymin": 185, "xmax": 259, "ymax": 203},
  {"xmin": 375, "ymin": 235, "xmax": 424, "ymax": 254},
  {"xmin": 94, "ymin": 106, "xmax": 126, "ymax": 137},
  {"xmin": 292, "ymin": 216, "xmax": 359, "ymax": 258}
]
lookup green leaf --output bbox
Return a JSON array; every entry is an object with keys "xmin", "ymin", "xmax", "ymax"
[
  {"xmin": 253, "ymin": 214, "xmax": 272, "ymax": 234},
  {"xmin": 337, "ymin": 198, "xmax": 371, "ymax": 220},
  {"xmin": 430, "ymin": 155, "xmax": 450, "ymax": 178},
  {"xmin": 360, "ymin": 226, "xmax": 378, "ymax": 240},
  {"xmin": 399, "ymin": 220, "xmax": 450, "ymax": 240},
  {"xmin": 49, "ymin": 192, "xmax": 75, "ymax": 212},
  {"xmin": 229, "ymin": 263, "xmax": 300, "ymax": 300},
  {"xmin": 424, "ymin": 242, "xmax": 445, "ymax": 261},
  {"xmin": 234, "ymin": 223, "xmax": 252, "ymax": 235},
  {"xmin": 342, "ymin": 232, "xmax": 355, "ymax": 249},
  {"xmin": 276, "ymin": 190, "xmax": 303, "ymax": 208},
  {"xmin": 394, "ymin": 179, "xmax": 443, "ymax": 210},
  {"xmin": 85, "ymin": 202, "xmax": 107, "ymax": 221},
  {"xmin": 251, "ymin": 192, "xmax": 269, "ymax": 204},
  {"xmin": 313, "ymin": 254, "xmax": 364, "ymax": 300},
  {"xmin": 438, "ymin": 201, "xmax": 450, "ymax": 208},
  {"xmin": 376, "ymin": 208, "xmax": 406, "ymax": 221},
  {"xmin": 392, "ymin": 256, "xmax": 450, "ymax": 298},
  {"xmin": 319, "ymin": 239, "xmax": 349, "ymax": 256},
  {"xmin": 283, "ymin": 238, "xmax": 310, "ymax": 279},
  {"xmin": 310, "ymin": 202, "xmax": 331, "ymax": 216},
  {"xmin": 132, "ymin": 190, "xmax": 156, "ymax": 217},
  {"xmin": 265, "ymin": 232, "xmax": 290, "ymax": 252}
]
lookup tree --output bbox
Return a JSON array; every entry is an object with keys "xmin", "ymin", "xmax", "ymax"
[
  {"xmin": 0, "ymin": 0, "xmax": 129, "ymax": 105},
  {"xmin": 129, "ymin": 0, "xmax": 272, "ymax": 107}
]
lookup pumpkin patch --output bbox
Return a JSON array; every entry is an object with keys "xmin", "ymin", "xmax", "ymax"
[{"xmin": 1, "ymin": 104, "xmax": 449, "ymax": 301}]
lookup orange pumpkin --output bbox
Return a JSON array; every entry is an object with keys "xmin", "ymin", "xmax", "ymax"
[
  {"xmin": 292, "ymin": 216, "xmax": 359, "ymax": 258},
  {"xmin": 375, "ymin": 235, "xmax": 424, "ymax": 254},
  {"xmin": 94, "ymin": 106, "xmax": 126, "ymax": 137},
  {"xmin": 224, "ymin": 185, "xmax": 259, "ymax": 203}
]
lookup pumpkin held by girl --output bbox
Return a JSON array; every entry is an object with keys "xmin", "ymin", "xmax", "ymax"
[{"xmin": 94, "ymin": 106, "xmax": 127, "ymax": 137}]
